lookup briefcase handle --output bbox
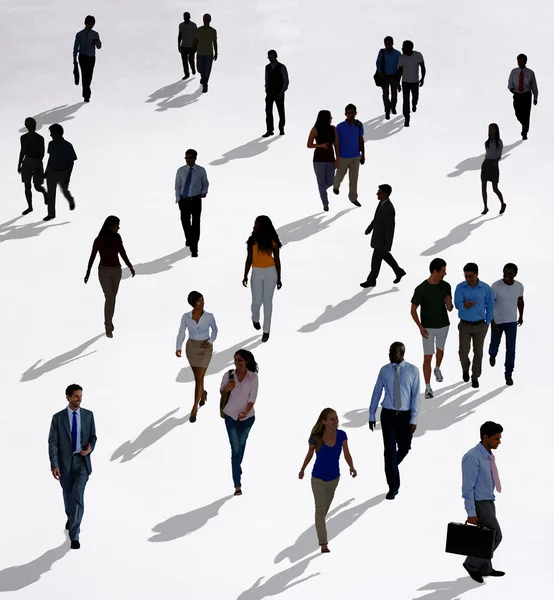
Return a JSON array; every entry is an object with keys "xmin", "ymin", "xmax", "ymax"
[{"xmin": 464, "ymin": 520, "xmax": 490, "ymax": 531}]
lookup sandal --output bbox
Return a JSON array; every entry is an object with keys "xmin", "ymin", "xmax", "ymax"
[
  {"xmin": 199, "ymin": 391, "xmax": 208, "ymax": 407},
  {"xmin": 234, "ymin": 489, "xmax": 242, "ymax": 496}
]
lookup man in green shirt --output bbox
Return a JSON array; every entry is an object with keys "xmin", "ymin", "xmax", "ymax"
[
  {"xmin": 410, "ymin": 258, "xmax": 453, "ymax": 398},
  {"xmin": 193, "ymin": 13, "xmax": 218, "ymax": 93}
]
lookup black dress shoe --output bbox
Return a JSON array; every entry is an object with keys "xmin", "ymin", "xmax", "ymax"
[
  {"xmin": 279, "ymin": 129, "xmax": 285, "ymax": 135},
  {"xmin": 471, "ymin": 378, "xmax": 479, "ymax": 388},
  {"xmin": 385, "ymin": 112, "xmax": 390, "ymax": 120},
  {"xmin": 505, "ymin": 376, "xmax": 514, "ymax": 386},
  {"xmin": 488, "ymin": 570, "xmax": 505, "ymax": 577},
  {"xmin": 462, "ymin": 371, "xmax": 470, "ymax": 382},
  {"xmin": 360, "ymin": 279, "xmax": 376, "ymax": 289},
  {"xmin": 84, "ymin": 98, "xmax": 90, "ymax": 103},
  {"xmin": 70, "ymin": 540, "xmax": 81, "ymax": 550},
  {"xmin": 393, "ymin": 269, "xmax": 406, "ymax": 284},
  {"xmin": 404, "ymin": 119, "xmax": 410, "ymax": 127},
  {"xmin": 489, "ymin": 356, "xmax": 496, "ymax": 367},
  {"xmin": 43, "ymin": 215, "xmax": 55, "ymax": 221},
  {"xmin": 412, "ymin": 105, "xmax": 417, "ymax": 112},
  {"xmin": 386, "ymin": 490, "xmax": 397, "ymax": 500},
  {"xmin": 349, "ymin": 199, "xmax": 361, "ymax": 207},
  {"xmin": 522, "ymin": 132, "xmax": 528, "ymax": 140},
  {"xmin": 202, "ymin": 85, "xmax": 208, "ymax": 93},
  {"xmin": 69, "ymin": 200, "xmax": 75, "ymax": 211},
  {"xmin": 191, "ymin": 251, "xmax": 198, "ymax": 258},
  {"xmin": 22, "ymin": 207, "xmax": 33, "ymax": 215},
  {"xmin": 262, "ymin": 131, "xmax": 274, "ymax": 138},
  {"xmin": 182, "ymin": 74, "xmax": 190, "ymax": 80},
  {"xmin": 332, "ymin": 188, "xmax": 339, "ymax": 195},
  {"xmin": 253, "ymin": 321, "xmax": 261, "ymax": 330},
  {"xmin": 391, "ymin": 108, "xmax": 397, "ymax": 114},
  {"xmin": 463, "ymin": 565, "xmax": 483, "ymax": 583},
  {"xmin": 262, "ymin": 332, "xmax": 270, "ymax": 343},
  {"xmin": 500, "ymin": 202, "xmax": 507, "ymax": 214}
]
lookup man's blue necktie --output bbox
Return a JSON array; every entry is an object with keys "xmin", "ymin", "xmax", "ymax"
[
  {"xmin": 182, "ymin": 168, "xmax": 193, "ymax": 198},
  {"xmin": 71, "ymin": 410, "xmax": 78, "ymax": 453}
]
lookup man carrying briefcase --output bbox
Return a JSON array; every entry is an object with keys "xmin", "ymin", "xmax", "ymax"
[{"xmin": 460, "ymin": 421, "xmax": 505, "ymax": 583}]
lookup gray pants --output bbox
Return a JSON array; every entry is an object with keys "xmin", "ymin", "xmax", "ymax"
[
  {"xmin": 311, "ymin": 476, "xmax": 339, "ymax": 545},
  {"xmin": 251, "ymin": 266, "xmax": 278, "ymax": 333},
  {"xmin": 197, "ymin": 55, "xmax": 214, "ymax": 86},
  {"xmin": 333, "ymin": 156, "xmax": 360, "ymax": 202},
  {"xmin": 458, "ymin": 321, "xmax": 489, "ymax": 379},
  {"xmin": 464, "ymin": 500, "xmax": 502, "ymax": 575},
  {"xmin": 46, "ymin": 169, "xmax": 74, "ymax": 218},
  {"xmin": 60, "ymin": 454, "xmax": 89, "ymax": 541},
  {"xmin": 98, "ymin": 267, "xmax": 122, "ymax": 330},
  {"xmin": 313, "ymin": 162, "xmax": 335, "ymax": 206}
]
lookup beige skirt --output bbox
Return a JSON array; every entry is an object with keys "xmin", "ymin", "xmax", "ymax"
[{"xmin": 185, "ymin": 338, "xmax": 213, "ymax": 368}]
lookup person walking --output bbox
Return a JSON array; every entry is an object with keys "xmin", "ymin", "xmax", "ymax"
[
  {"xmin": 84, "ymin": 216, "xmax": 136, "ymax": 338},
  {"xmin": 462, "ymin": 421, "xmax": 505, "ymax": 583},
  {"xmin": 454, "ymin": 263, "xmax": 495, "ymax": 388},
  {"xmin": 508, "ymin": 54, "xmax": 538, "ymax": 140},
  {"xmin": 242, "ymin": 216, "xmax": 282, "ymax": 343},
  {"xmin": 263, "ymin": 50, "xmax": 289, "ymax": 137},
  {"xmin": 360, "ymin": 184, "xmax": 406, "ymax": 288},
  {"xmin": 410, "ymin": 258, "xmax": 453, "ymax": 399},
  {"xmin": 481, "ymin": 124, "xmax": 506, "ymax": 215},
  {"xmin": 178, "ymin": 12, "xmax": 197, "ymax": 79},
  {"xmin": 332, "ymin": 104, "xmax": 365, "ymax": 207},
  {"xmin": 220, "ymin": 349, "xmax": 259, "ymax": 496},
  {"xmin": 48, "ymin": 384, "xmax": 97, "ymax": 550},
  {"xmin": 17, "ymin": 117, "xmax": 48, "ymax": 215},
  {"xmin": 43, "ymin": 124, "xmax": 77, "ymax": 222},
  {"xmin": 489, "ymin": 263, "xmax": 524, "ymax": 386},
  {"xmin": 174, "ymin": 148, "xmax": 209, "ymax": 258},
  {"xmin": 375, "ymin": 36, "xmax": 401, "ymax": 120},
  {"xmin": 73, "ymin": 15, "xmax": 102, "ymax": 103},
  {"xmin": 298, "ymin": 408, "xmax": 357, "ymax": 553},
  {"xmin": 397, "ymin": 40, "xmax": 425, "ymax": 127},
  {"xmin": 307, "ymin": 110, "xmax": 338, "ymax": 211},
  {"xmin": 176, "ymin": 291, "xmax": 218, "ymax": 423},
  {"xmin": 193, "ymin": 13, "xmax": 217, "ymax": 93},
  {"xmin": 369, "ymin": 342, "xmax": 420, "ymax": 500}
]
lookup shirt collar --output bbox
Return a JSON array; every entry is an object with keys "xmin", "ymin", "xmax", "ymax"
[
  {"xmin": 67, "ymin": 406, "xmax": 81, "ymax": 416},
  {"xmin": 462, "ymin": 279, "xmax": 482, "ymax": 289},
  {"xmin": 391, "ymin": 360, "xmax": 405, "ymax": 368},
  {"xmin": 476, "ymin": 442, "xmax": 492, "ymax": 458}
]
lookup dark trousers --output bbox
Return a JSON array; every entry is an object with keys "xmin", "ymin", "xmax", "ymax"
[
  {"xmin": 380, "ymin": 408, "xmax": 413, "ymax": 494},
  {"xmin": 78, "ymin": 54, "xmax": 96, "ymax": 101},
  {"xmin": 458, "ymin": 321, "xmax": 489, "ymax": 379},
  {"xmin": 402, "ymin": 81, "xmax": 419, "ymax": 120},
  {"xmin": 368, "ymin": 247, "xmax": 402, "ymax": 282},
  {"xmin": 381, "ymin": 75, "xmax": 398, "ymax": 114},
  {"xmin": 224, "ymin": 415, "xmax": 255, "ymax": 488},
  {"xmin": 463, "ymin": 500, "xmax": 502, "ymax": 576},
  {"xmin": 265, "ymin": 92, "xmax": 285, "ymax": 133},
  {"xmin": 178, "ymin": 196, "xmax": 202, "ymax": 253},
  {"xmin": 46, "ymin": 169, "xmax": 74, "ymax": 218},
  {"xmin": 60, "ymin": 454, "xmax": 89, "ymax": 541},
  {"xmin": 180, "ymin": 47, "xmax": 195, "ymax": 76},
  {"xmin": 513, "ymin": 90, "xmax": 532, "ymax": 134},
  {"xmin": 489, "ymin": 321, "xmax": 518, "ymax": 377},
  {"xmin": 197, "ymin": 55, "xmax": 213, "ymax": 86}
]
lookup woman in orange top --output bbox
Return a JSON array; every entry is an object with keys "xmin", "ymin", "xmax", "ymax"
[{"xmin": 242, "ymin": 215, "xmax": 282, "ymax": 342}]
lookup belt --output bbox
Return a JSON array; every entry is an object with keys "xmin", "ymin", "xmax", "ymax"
[
  {"xmin": 460, "ymin": 319, "xmax": 485, "ymax": 325},
  {"xmin": 382, "ymin": 407, "xmax": 410, "ymax": 414},
  {"xmin": 180, "ymin": 195, "xmax": 201, "ymax": 200}
]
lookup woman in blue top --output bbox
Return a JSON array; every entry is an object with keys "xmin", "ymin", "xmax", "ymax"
[{"xmin": 298, "ymin": 408, "xmax": 357, "ymax": 553}]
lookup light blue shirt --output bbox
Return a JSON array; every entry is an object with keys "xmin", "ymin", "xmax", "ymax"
[
  {"xmin": 369, "ymin": 361, "xmax": 421, "ymax": 425},
  {"xmin": 454, "ymin": 280, "xmax": 495, "ymax": 324},
  {"xmin": 174, "ymin": 164, "xmax": 209, "ymax": 201},
  {"xmin": 376, "ymin": 48, "xmax": 401, "ymax": 75},
  {"xmin": 73, "ymin": 28, "xmax": 102, "ymax": 58},
  {"xmin": 462, "ymin": 442, "xmax": 496, "ymax": 517},
  {"xmin": 176, "ymin": 310, "xmax": 218, "ymax": 350},
  {"xmin": 67, "ymin": 406, "xmax": 82, "ymax": 453}
]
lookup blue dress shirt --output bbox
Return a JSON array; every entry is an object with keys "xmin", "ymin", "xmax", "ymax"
[
  {"xmin": 73, "ymin": 29, "xmax": 102, "ymax": 58},
  {"xmin": 454, "ymin": 280, "xmax": 494, "ymax": 324},
  {"xmin": 369, "ymin": 361, "xmax": 421, "ymax": 424},
  {"xmin": 176, "ymin": 310, "xmax": 218, "ymax": 350},
  {"xmin": 376, "ymin": 48, "xmax": 401, "ymax": 75},
  {"xmin": 174, "ymin": 165, "xmax": 209, "ymax": 201},
  {"xmin": 67, "ymin": 406, "xmax": 82, "ymax": 453},
  {"xmin": 508, "ymin": 67, "xmax": 539, "ymax": 100},
  {"xmin": 461, "ymin": 442, "xmax": 496, "ymax": 517}
]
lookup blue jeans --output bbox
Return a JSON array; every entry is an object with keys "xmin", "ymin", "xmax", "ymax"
[
  {"xmin": 197, "ymin": 55, "xmax": 214, "ymax": 86},
  {"xmin": 313, "ymin": 162, "xmax": 335, "ymax": 206},
  {"xmin": 402, "ymin": 81, "xmax": 419, "ymax": 120},
  {"xmin": 224, "ymin": 416, "xmax": 255, "ymax": 487},
  {"xmin": 489, "ymin": 321, "xmax": 518, "ymax": 377}
]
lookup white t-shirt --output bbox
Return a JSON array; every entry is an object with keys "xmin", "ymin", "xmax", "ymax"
[
  {"xmin": 491, "ymin": 279, "xmax": 524, "ymax": 324},
  {"xmin": 398, "ymin": 51, "xmax": 424, "ymax": 83}
]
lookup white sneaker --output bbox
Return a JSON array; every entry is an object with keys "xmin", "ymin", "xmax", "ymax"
[
  {"xmin": 434, "ymin": 367, "xmax": 444, "ymax": 383},
  {"xmin": 425, "ymin": 386, "xmax": 433, "ymax": 399}
]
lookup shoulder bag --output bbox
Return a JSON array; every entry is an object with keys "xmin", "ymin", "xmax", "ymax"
[
  {"xmin": 219, "ymin": 370, "xmax": 235, "ymax": 418},
  {"xmin": 373, "ymin": 49, "xmax": 386, "ymax": 87}
]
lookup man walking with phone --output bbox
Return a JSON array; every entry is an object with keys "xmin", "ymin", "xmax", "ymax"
[{"xmin": 73, "ymin": 15, "xmax": 102, "ymax": 102}]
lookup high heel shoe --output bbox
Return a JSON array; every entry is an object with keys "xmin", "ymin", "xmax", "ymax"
[
  {"xmin": 199, "ymin": 390, "xmax": 208, "ymax": 407},
  {"xmin": 500, "ymin": 202, "xmax": 507, "ymax": 214},
  {"xmin": 189, "ymin": 408, "xmax": 198, "ymax": 423}
]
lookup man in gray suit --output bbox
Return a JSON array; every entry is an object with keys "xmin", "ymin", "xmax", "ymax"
[
  {"xmin": 360, "ymin": 184, "xmax": 406, "ymax": 288},
  {"xmin": 48, "ymin": 384, "xmax": 97, "ymax": 549}
]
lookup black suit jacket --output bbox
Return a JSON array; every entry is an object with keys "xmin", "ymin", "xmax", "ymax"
[{"xmin": 365, "ymin": 200, "xmax": 395, "ymax": 251}]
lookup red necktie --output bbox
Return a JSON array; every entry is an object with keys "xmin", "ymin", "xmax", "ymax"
[{"xmin": 518, "ymin": 70, "xmax": 524, "ymax": 93}]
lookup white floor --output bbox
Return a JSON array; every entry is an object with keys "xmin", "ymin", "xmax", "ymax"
[{"xmin": 0, "ymin": 1, "xmax": 551, "ymax": 598}]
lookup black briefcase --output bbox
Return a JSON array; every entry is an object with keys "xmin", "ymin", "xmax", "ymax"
[
  {"xmin": 73, "ymin": 62, "xmax": 80, "ymax": 85},
  {"xmin": 445, "ymin": 522, "xmax": 495, "ymax": 559}
]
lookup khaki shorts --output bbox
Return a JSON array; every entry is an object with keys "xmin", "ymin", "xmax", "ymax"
[
  {"xmin": 21, "ymin": 157, "xmax": 44, "ymax": 186},
  {"xmin": 422, "ymin": 325, "xmax": 449, "ymax": 355}
]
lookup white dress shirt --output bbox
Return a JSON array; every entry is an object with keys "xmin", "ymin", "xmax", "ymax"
[
  {"xmin": 176, "ymin": 310, "xmax": 218, "ymax": 350},
  {"xmin": 67, "ymin": 406, "xmax": 82, "ymax": 453},
  {"xmin": 220, "ymin": 370, "xmax": 258, "ymax": 420},
  {"xmin": 508, "ymin": 67, "xmax": 538, "ymax": 99},
  {"xmin": 174, "ymin": 164, "xmax": 209, "ymax": 202}
]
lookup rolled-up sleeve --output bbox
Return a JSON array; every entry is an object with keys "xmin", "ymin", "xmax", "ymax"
[
  {"xmin": 462, "ymin": 455, "xmax": 479, "ymax": 516},
  {"xmin": 249, "ymin": 375, "xmax": 259, "ymax": 403}
]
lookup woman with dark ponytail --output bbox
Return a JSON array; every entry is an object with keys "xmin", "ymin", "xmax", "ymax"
[
  {"xmin": 307, "ymin": 110, "xmax": 339, "ymax": 211},
  {"xmin": 298, "ymin": 408, "xmax": 357, "ymax": 553},
  {"xmin": 481, "ymin": 123, "xmax": 506, "ymax": 215}
]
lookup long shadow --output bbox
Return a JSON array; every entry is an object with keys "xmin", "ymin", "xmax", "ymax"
[
  {"xmin": 298, "ymin": 288, "xmax": 399, "ymax": 333},
  {"xmin": 21, "ymin": 335, "xmax": 104, "ymax": 382},
  {"xmin": 18, "ymin": 104, "xmax": 84, "ymax": 133},
  {"xmin": 277, "ymin": 209, "xmax": 352, "ymax": 247},
  {"xmin": 176, "ymin": 336, "xmax": 261, "ymax": 383},
  {"xmin": 0, "ymin": 217, "xmax": 70, "ymax": 244},
  {"xmin": 412, "ymin": 576, "xmax": 482, "ymax": 599},
  {"xmin": 209, "ymin": 136, "xmax": 280, "ymax": 166},
  {"xmin": 145, "ymin": 79, "xmax": 190, "ymax": 104},
  {"xmin": 149, "ymin": 496, "xmax": 233, "ymax": 542},
  {"xmin": 420, "ymin": 215, "xmax": 502, "ymax": 256},
  {"xmin": 0, "ymin": 540, "xmax": 69, "ymax": 591},
  {"xmin": 122, "ymin": 247, "xmax": 189, "ymax": 280},
  {"xmin": 275, "ymin": 495, "xmax": 385, "ymax": 564},
  {"xmin": 363, "ymin": 114, "xmax": 404, "ymax": 141},
  {"xmin": 111, "ymin": 408, "xmax": 189, "ymax": 463},
  {"xmin": 155, "ymin": 85, "xmax": 203, "ymax": 111},
  {"xmin": 447, "ymin": 140, "xmax": 524, "ymax": 177}
]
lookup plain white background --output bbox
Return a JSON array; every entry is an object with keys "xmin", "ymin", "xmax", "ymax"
[{"xmin": 0, "ymin": 0, "xmax": 551, "ymax": 598}]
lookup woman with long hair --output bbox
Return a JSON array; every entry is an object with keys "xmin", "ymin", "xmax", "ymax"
[
  {"xmin": 298, "ymin": 408, "xmax": 357, "ymax": 553},
  {"xmin": 242, "ymin": 215, "xmax": 282, "ymax": 343},
  {"xmin": 307, "ymin": 110, "xmax": 339, "ymax": 211},
  {"xmin": 220, "ymin": 349, "xmax": 259, "ymax": 496},
  {"xmin": 175, "ymin": 291, "xmax": 218, "ymax": 423},
  {"xmin": 481, "ymin": 123, "xmax": 506, "ymax": 215},
  {"xmin": 84, "ymin": 215, "xmax": 135, "ymax": 337}
]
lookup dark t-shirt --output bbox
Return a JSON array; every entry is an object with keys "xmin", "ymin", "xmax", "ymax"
[
  {"xmin": 87, "ymin": 235, "xmax": 132, "ymax": 269},
  {"xmin": 20, "ymin": 132, "xmax": 45, "ymax": 159},
  {"xmin": 411, "ymin": 280, "xmax": 452, "ymax": 328},
  {"xmin": 47, "ymin": 139, "xmax": 77, "ymax": 170},
  {"xmin": 310, "ymin": 429, "xmax": 347, "ymax": 481},
  {"xmin": 313, "ymin": 125, "xmax": 336, "ymax": 163}
]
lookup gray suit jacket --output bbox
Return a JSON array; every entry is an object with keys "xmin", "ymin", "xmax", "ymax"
[
  {"xmin": 365, "ymin": 199, "xmax": 396, "ymax": 251},
  {"xmin": 48, "ymin": 408, "xmax": 97, "ymax": 476}
]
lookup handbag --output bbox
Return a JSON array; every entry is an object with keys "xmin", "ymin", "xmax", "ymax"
[
  {"xmin": 73, "ymin": 61, "xmax": 80, "ymax": 86},
  {"xmin": 219, "ymin": 370, "xmax": 235, "ymax": 418},
  {"xmin": 445, "ymin": 521, "xmax": 495, "ymax": 559},
  {"xmin": 373, "ymin": 49, "xmax": 386, "ymax": 87}
]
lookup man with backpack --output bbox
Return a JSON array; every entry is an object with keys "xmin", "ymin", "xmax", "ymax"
[{"xmin": 374, "ymin": 36, "xmax": 401, "ymax": 120}]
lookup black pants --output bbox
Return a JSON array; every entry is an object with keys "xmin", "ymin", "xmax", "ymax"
[
  {"xmin": 179, "ymin": 196, "xmax": 202, "ymax": 253},
  {"xmin": 402, "ymin": 81, "xmax": 419, "ymax": 120},
  {"xmin": 368, "ymin": 247, "xmax": 402, "ymax": 282},
  {"xmin": 513, "ymin": 90, "xmax": 532, "ymax": 135},
  {"xmin": 381, "ymin": 408, "xmax": 413, "ymax": 494},
  {"xmin": 265, "ymin": 92, "xmax": 285, "ymax": 133},
  {"xmin": 46, "ymin": 169, "xmax": 74, "ymax": 217},
  {"xmin": 78, "ymin": 54, "xmax": 96, "ymax": 101},
  {"xmin": 180, "ymin": 47, "xmax": 195, "ymax": 76}
]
